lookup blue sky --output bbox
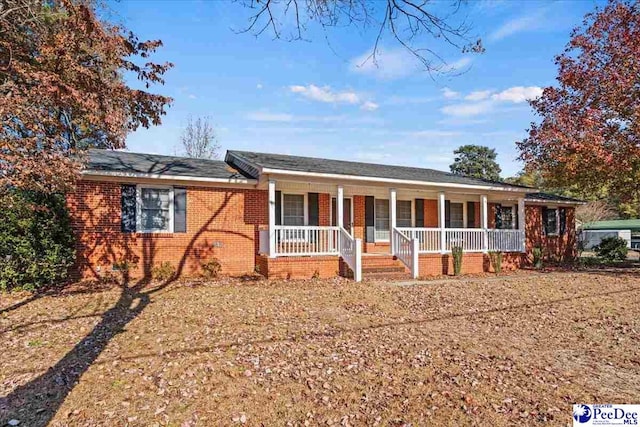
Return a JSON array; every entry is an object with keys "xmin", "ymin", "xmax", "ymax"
[{"xmin": 113, "ymin": 0, "xmax": 604, "ymax": 177}]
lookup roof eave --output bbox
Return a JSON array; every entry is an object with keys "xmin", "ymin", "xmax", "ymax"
[
  {"xmin": 260, "ymin": 167, "xmax": 531, "ymax": 192},
  {"xmin": 82, "ymin": 170, "xmax": 257, "ymax": 185}
]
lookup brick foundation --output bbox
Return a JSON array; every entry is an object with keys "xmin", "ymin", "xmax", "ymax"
[{"xmin": 256, "ymin": 255, "xmax": 340, "ymax": 279}]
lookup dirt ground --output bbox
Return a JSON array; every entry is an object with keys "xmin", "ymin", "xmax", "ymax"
[{"xmin": 1, "ymin": 270, "xmax": 639, "ymax": 426}]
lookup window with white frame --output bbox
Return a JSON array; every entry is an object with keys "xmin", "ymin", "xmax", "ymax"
[
  {"xmin": 396, "ymin": 200, "xmax": 412, "ymax": 227},
  {"xmin": 499, "ymin": 206, "xmax": 515, "ymax": 229},
  {"xmin": 282, "ymin": 194, "xmax": 304, "ymax": 226},
  {"xmin": 544, "ymin": 207, "xmax": 558, "ymax": 235},
  {"xmin": 375, "ymin": 199, "xmax": 390, "ymax": 240},
  {"xmin": 449, "ymin": 202, "xmax": 464, "ymax": 228},
  {"xmin": 139, "ymin": 187, "xmax": 173, "ymax": 233}
]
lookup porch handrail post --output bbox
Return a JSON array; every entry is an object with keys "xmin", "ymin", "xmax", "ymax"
[
  {"xmin": 354, "ymin": 238, "xmax": 362, "ymax": 282},
  {"xmin": 518, "ymin": 197, "xmax": 526, "ymax": 252},
  {"xmin": 438, "ymin": 191, "xmax": 446, "ymax": 253},
  {"xmin": 481, "ymin": 194, "xmax": 489, "ymax": 253},
  {"xmin": 390, "ymin": 188, "xmax": 397, "ymax": 255},
  {"xmin": 411, "ymin": 238, "xmax": 419, "ymax": 279},
  {"xmin": 268, "ymin": 179, "xmax": 277, "ymax": 258}
]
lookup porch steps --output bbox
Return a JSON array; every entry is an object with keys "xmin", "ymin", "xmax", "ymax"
[{"xmin": 361, "ymin": 254, "xmax": 411, "ymax": 281}]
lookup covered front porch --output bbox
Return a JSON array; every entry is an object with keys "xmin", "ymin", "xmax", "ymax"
[{"xmin": 258, "ymin": 179, "xmax": 527, "ymax": 281}]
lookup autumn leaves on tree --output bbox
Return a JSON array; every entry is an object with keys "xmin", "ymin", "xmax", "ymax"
[
  {"xmin": 518, "ymin": 0, "xmax": 640, "ymax": 215},
  {"xmin": 0, "ymin": 0, "xmax": 173, "ymax": 192}
]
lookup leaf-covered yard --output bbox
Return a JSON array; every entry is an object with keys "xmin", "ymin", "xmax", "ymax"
[{"xmin": 1, "ymin": 271, "xmax": 639, "ymax": 426}]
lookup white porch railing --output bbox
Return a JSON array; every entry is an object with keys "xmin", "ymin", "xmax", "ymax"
[
  {"xmin": 339, "ymin": 227, "xmax": 362, "ymax": 282},
  {"xmin": 398, "ymin": 227, "xmax": 441, "ymax": 253},
  {"xmin": 273, "ymin": 226, "xmax": 339, "ymax": 256},
  {"xmin": 392, "ymin": 228, "xmax": 419, "ymax": 278},
  {"xmin": 396, "ymin": 228, "xmax": 526, "ymax": 253},
  {"xmin": 445, "ymin": 228, "xmax": 485, "ymax": 252},
  {"xmin": 488, "ymin": 229, "xmax": 525, "ymax": 252}
]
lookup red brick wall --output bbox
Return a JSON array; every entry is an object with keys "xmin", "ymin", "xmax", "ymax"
[
  {"xmin": 319, "ymin": 193, "xmax": 331, "ymax": 226},
  {"xmin": 67, "ymin": 180, "xmax": 268, "ymax": 280},
  {"xmin": 525, "ymin": 205, "xmax": 576, "ymax": 263},
  {"xmin": 256, "ymin": 255, "xmax": 339, "ymax": 279},
  {"xmin": 353, "ymin": 195, "xmax": 365, "ymax": 242},
  {"xmin": 417, "ymin": 253, "xmax": 526, "ymax": 276},
  {"xmin": 473, "ymin": 201, "xmax": 481, "ymax": 228}
]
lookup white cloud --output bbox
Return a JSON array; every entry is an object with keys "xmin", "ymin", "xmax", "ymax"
[
  {"xmin": 349, "ymin": 48, "xmax": 418, "ymax": 80},
  {"xmin": 289, "ymin": 84, "xmax": 360, "ymax": 104},
  {"xmin": 491, "ymin": 86, "xmax": 543, "ymax": 103},
  {"xmin": 360, "ymin": 101, "xmax": 379, "ymax": 112},
  {"xmin": 465, "ymin": 90, "xmax": 492, "ymax": 101},
  {"xmin": 188, "ymin": 94, "xmax": 197, "ymax": 99},
  {"xmin": 355, "ymin": 151, "xmax": 391, "ymax": 162},
  {"xmin": 441, "ymin": 101, "xmax": 494, "ymax": 117},
  {"xmin": 256, "ymin": 83, "xmax": 263, "ymax": 89},
  {"xmin": 442, "ymin": 87, "xmax": 460, "ymax": 99},
  {"xmin": 440, "ymin": 86, "xmax": 543, "ymax": 117},
  {"xmin": 448, "ymin": 57, "xmax": 473, "ymax": 71},
  {"xmin": 246, "ymin": 112, "xmax": 294, "ymax": 122},
  {"xmin": 488, "ymin": 11, "xmax": 544, "ymax": 42}
]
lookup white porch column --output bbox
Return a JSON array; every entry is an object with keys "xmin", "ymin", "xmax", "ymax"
[
  {"xmin": 438, "ymin": 191, "xmax": 446, "ymax": 253},
  {"xmin": 518, "ymin": 197, "xmax": 526, "ymax": 252},
  {"xmin": 337, "ymin": 185, "xmax": 344, "ymax": 229},
  {"xmin": 481, "ymin": 194, "xmax": 489, "ymax": 252},
  {"xmin": 389, "ymin": 188, "xmax": 397, "ymax": 254},
  {"xmin": 268, "ymin": 179, "xmax": 277, "ymax": 258}
]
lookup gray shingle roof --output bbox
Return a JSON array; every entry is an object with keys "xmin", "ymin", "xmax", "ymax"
[
  {"xmin": 226, "ymin": 150, "xmax": 532, "ymax": 190},
  {"xmin": 86, "ymin": 149, "xmax": 254, "ymax": 180},
  {"xmin": 525, "ymin": 192, "xmax": 585, "ymax": 203}
]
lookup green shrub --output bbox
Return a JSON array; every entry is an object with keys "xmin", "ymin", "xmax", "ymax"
[
  {"xmin": 594, "ymin": 236, "xmax": 628, "ymax": 262},
  {"xmin": 451, "ymin": 246, "xmax": 463, "ymax": 276},
  {"xmin": 489, "ymin": 251, "xmax": 503, "ymax": 273},
  {"xmin": 0, "ymin": 190, "xmax": 75, "ymax": 291},
  {"xmin": 201, "ymin": 258, "xmax": 222, "ymax": 279},
  {"xmin": 151, "ymin": 261, "xmax": 175, "ymax": 281},
  {"xmin": 532, "ymin": 247, "xmax": 543, "ymax": 269}
]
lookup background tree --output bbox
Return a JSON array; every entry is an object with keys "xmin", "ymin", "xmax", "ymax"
[
  {"xmin": 238, "ymin": 0, "xmax": 484, "ymax": 75},
  {"xmin": 517, "ymin": 0, "xmax": 640, "ymax": 217},
  {"xmin": 179, "ymin": 116, "xmax": 220, "ymax": 159},
  {"xmin": 450, "ymin": 145, "xmax": 502, "ymax": 181},
  {"xmin": 0, "ymin": 0, "xmax": 173, "ymax": 193},
  {"xmin": 576, "ymin": 200, "xmax": 618, "ymax": 226}
]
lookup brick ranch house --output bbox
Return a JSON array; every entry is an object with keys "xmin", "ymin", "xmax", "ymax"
[{"xmin": 67, "ymin": 149, "xmax": 583, "ymax": 281}]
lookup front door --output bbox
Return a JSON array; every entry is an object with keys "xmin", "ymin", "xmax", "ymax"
[{"xmin": 332, "ymin": 197, "xmax": 353, "ymax": 235}]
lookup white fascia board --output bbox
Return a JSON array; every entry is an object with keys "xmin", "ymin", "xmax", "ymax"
[
  {"xmin": 82, "ymin": 170, "xmax": 257, "ymax": 185},
  {"xmin": 260, "ymin": 167, "xmax": 531, "ymax": 193}
]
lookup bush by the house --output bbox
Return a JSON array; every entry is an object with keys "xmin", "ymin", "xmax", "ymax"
[
  {"xmin": 201, "ymin": 258, "xmax": 222, "ymax": 279},
  {"xmin": 594, "ymin": 236, "xmax": 628, "ymax": 262},
  {"xmin": 151, "ymin": 261, "xmax": 176, "ymax": 281},
  {"xmin": 452, "ymin": 246, "xmax": 463, "ymax": 276},
  {"xmin": 489, "ymin": 251, "xmax": 503, "ymax": 273},
  {"xmin": 0, "ymin": 190, "xmax": 75, "ymax": 291},
  {"xmin": 532, "ymin": 247, "xmax": 543, "ymax": 269}
]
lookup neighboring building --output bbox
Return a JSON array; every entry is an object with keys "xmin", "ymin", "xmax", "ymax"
[
  {"xmin": 67, "ymin": 149, "xmax": 584, "ymax": 281},
  {"xmin": 581, "ymin": 220, "xmax": 640, "ymax": 250}
]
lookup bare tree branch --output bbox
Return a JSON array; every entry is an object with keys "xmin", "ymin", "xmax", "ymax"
[
  {"xmin": 235, "ymin": 0, "xmax": 483, "ymax": 75},
  {"xmin": 179, "ymin": 116, "xmax": 221, "ymax": 160}
]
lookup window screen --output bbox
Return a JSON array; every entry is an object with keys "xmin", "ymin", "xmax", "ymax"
[{"xmin": 283, "ymin": 194, "xmax": 304, "ymax": 226}]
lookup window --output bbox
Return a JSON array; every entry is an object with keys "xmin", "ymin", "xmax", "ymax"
[
  {"xmin": 139, "ymin": 187, "xmax": 173, "ymax": 233},
  {"xmin": 498, "ymin": 206, "xmax": 515, "ymax": 229},
  {"xmin": 283, "ymin": 194, "xmax": 304, "ymax": 226},
  {"xmin": 375, "ymin": 199, "xmax": 390, "ymax": 241},
  {"xmin": 544, "ymin": 208, "xmax": 558, "ymax": 235},
  {"xmin": 396, "ymin": 200, "xmax": 412, "ymax": 227},
  {"xmin": 449, "ymin": 202, "xmax": 464, "ymax": 228}
]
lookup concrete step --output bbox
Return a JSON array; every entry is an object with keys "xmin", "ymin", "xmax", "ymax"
[
  {"xmin": 362, "ymin": 265, "xmax": 407, "ymax": 274},
  {"xmin": 362, "ymin": 270, "xmax": 412, "ymax": 281}
]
